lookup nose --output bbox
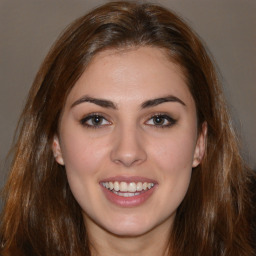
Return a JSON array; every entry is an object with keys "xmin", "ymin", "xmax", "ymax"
[{"xmin": 110, "ymin": 125, "xmax": 147, "ymax": 167}]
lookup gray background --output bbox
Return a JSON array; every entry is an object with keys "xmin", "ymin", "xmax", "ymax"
[{"xmin": 0, "ymin": 0, "xmax": 255, "ymax": 191}]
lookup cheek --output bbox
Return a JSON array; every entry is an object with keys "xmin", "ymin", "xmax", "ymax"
[
  {"xmin": 60, "ymin": 133, "xmax": 110, "ymax": 212},
  {"xmin": 61, "ymin": 130, "xmax": 109, "ymax": 176},
  {"xmin": 59, "ymin": 130, "xmax": 111, "ymax": 206},
  {"xmin": 157, "ymin": 141, "xmax": 193, "ymax": 189},
  {"xmin": 153, "ymin": 131, "xmax": 196, "ymax": 173},
  {"xmin": 150, "ymin": 129, "xmax": 197, "ymax": 203}
]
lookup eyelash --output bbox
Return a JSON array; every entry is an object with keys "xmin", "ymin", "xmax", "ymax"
[
  {"xmin": 80, "ymin": 113, "xmax": 111, "ymax": 129},
  {"xmin": 145, "ymin": 114, "xmax": 177, "ymax": 128},
  {"xmin": 80, "ymin": 113, "xmax": 177, "ymax": 129}
]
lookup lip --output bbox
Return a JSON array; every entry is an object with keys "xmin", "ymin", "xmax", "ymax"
[{"xmin": 100, "ymin": 176, "xmax": 158, "ymax": 207}]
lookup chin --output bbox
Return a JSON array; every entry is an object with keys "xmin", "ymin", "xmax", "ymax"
[
  {"xmin": 101, "ymin": 215, "xmax": 158, "ymax": 237},
  {"xmin": 107, "ymin": 225, "xmax": 151, "ymax": 237}
]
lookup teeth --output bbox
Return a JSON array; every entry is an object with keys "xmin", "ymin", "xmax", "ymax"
[
  {"xmin": 114, "ymin": 181, "xmax": 119, "ymax": 191},
  {"xmin": 120, "ymin": 181, "xmax": 127, "ymax": 192},
  {"xmin": 109, "ymin": 182, "xmax": 114, "ymax": 190},
  {"xmin": 128, "ymin": 182, "xmax": 136, "ymax": 192},
  {"xmin": 137, "ymin": 182, "xmax": 142, "ymax": 191},
  {"xmin": 113, "ymin": 191, "xmax": 140, "ymax": 197},
  {"xmin": 102, "ymin": 181, "xmax": 155, "ymax": 193}
]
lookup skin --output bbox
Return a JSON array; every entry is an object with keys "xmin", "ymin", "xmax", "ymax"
[{"xmin": 53, "ymin": 47, "xmax": 207, "ymax": 256}]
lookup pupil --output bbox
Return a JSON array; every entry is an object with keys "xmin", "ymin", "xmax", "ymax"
[
  {"xmin": 154, "ymin": 116, "xmax": 164, "ymax": 125},
  {"xmin": 92, "ymin": 116, "xmax": 102, "ymax": 125}
]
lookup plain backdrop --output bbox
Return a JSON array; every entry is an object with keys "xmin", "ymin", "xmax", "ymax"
[{"xmin": 0, "ymin": 0, "xmax": 255, "ymax": 192}]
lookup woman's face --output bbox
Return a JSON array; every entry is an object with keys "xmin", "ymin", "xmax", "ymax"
[{"xmin": 53, "ymin": 47, "xmax": 206, "ymax": 238}]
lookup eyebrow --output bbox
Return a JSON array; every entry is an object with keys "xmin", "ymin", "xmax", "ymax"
[
  {"xmin": 71, "ymin": 96, "xmax": 117, "ymax": 109},
  {"xmin": 71, "ymin": 95, "xmax": 186, "ymax": 109},
  {"xmin": 141, "ymin": 95, "xmax": 186, "ymax": 109}
]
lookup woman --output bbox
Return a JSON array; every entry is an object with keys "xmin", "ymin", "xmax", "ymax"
[{"xmin": 0, "ymin": 1, "xmax": 255, "ymax": 255}]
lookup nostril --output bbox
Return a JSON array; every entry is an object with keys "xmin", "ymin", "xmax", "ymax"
[
  {"xmin": 112, "ymin": 157, "xmax": 143, "ymax": 167},
  {"xmin": 110, "ymin": 144, "xmax": 147, "ymax": 167},
  {"xmin": 110, "ymin": 128, "xmax": 147, "ymax": 166}
]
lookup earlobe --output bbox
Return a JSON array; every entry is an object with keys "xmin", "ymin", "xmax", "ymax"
[
  {"xmin": 192, "ymin": 122, "xmax": 207, "ymax": 167},
  {"xmin": 52, "ymin": 135, "xmax": 65, "ymax": 165}
]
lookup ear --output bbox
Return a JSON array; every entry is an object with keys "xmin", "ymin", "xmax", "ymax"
[
  {"xmin": 52, "ymin": 135, "xmax": 65, "ymax": 165},
  {"xmin": 192, "ymin": 122, "xmax": 207, "ymax": 167}
]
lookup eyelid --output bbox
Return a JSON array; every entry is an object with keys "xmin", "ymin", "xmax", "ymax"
[
  {"xmin": 80, "ymin": 112, "xmax": 112, "ymax": 128},
  {"xmin": 144, "ymin": 113, "xmax": 177, "ymax": 127},
  {"xmin": 79, "ymin": 112, "xmax": 176, "ymax": 129}
]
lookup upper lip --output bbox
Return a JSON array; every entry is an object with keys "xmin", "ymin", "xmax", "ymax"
[{"xmin": 99, "ymin": 176, "xmax": 158, "ymax": 184}]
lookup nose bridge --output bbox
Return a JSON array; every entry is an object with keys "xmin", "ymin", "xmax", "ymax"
[{"xmin": 110, "ymin": 121, "xmax": 147, "ymax": 167}]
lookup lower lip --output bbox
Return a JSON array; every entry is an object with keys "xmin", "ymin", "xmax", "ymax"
[{"xmin": 101, "ymin": 185, "xmax": 157, "ymax": 207}]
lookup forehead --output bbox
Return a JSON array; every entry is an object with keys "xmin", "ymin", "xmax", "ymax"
[{"xmin": 65, "ymin": 46, "xmax": 193, "ymax": 107}]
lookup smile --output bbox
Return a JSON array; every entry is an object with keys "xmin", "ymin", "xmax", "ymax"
[
  {"xmin": 102, "ymin": 181, "xmax": 155, "ymax": 197},
  {"xmin": 100, "ymin": 178, "xmax": 157, "ymax": 207}
]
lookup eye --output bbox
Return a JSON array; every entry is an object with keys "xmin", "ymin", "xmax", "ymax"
[
  {"xmin": 145, "ymin": 114, "xmax": 176, "ymax": 128},
  {"xmin": 80, "ymin": 114, "xmax": 111, "ymax": 128}
]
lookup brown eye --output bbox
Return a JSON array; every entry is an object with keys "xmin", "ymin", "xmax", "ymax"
[
  {"xmin": 153, "ymin": 116, "xmax": 165, "ymax": 125},
  {"xmin": 90, "ymin": 116, "xmax": 104, "ymax": 126},
  {"xmin": 146, "ymin": 114, "xmax": 176, "ymax": 128},
  {"xmin": 80, "ymin": 114, "xmax": 111, "ymax": 128}
]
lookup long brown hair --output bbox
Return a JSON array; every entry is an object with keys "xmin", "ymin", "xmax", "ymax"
[{"xmin": 1, "ymin": 1, "xmax": 255, "ymax": 255}]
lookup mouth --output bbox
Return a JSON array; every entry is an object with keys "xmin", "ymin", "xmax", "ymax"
[
  {"xmin": 100, "ymin": 177, "xmax": 157, "ymax": 207},
  {"xmin": 101, "ymin": 181, "xmax": 155, "ymax": 197}
]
